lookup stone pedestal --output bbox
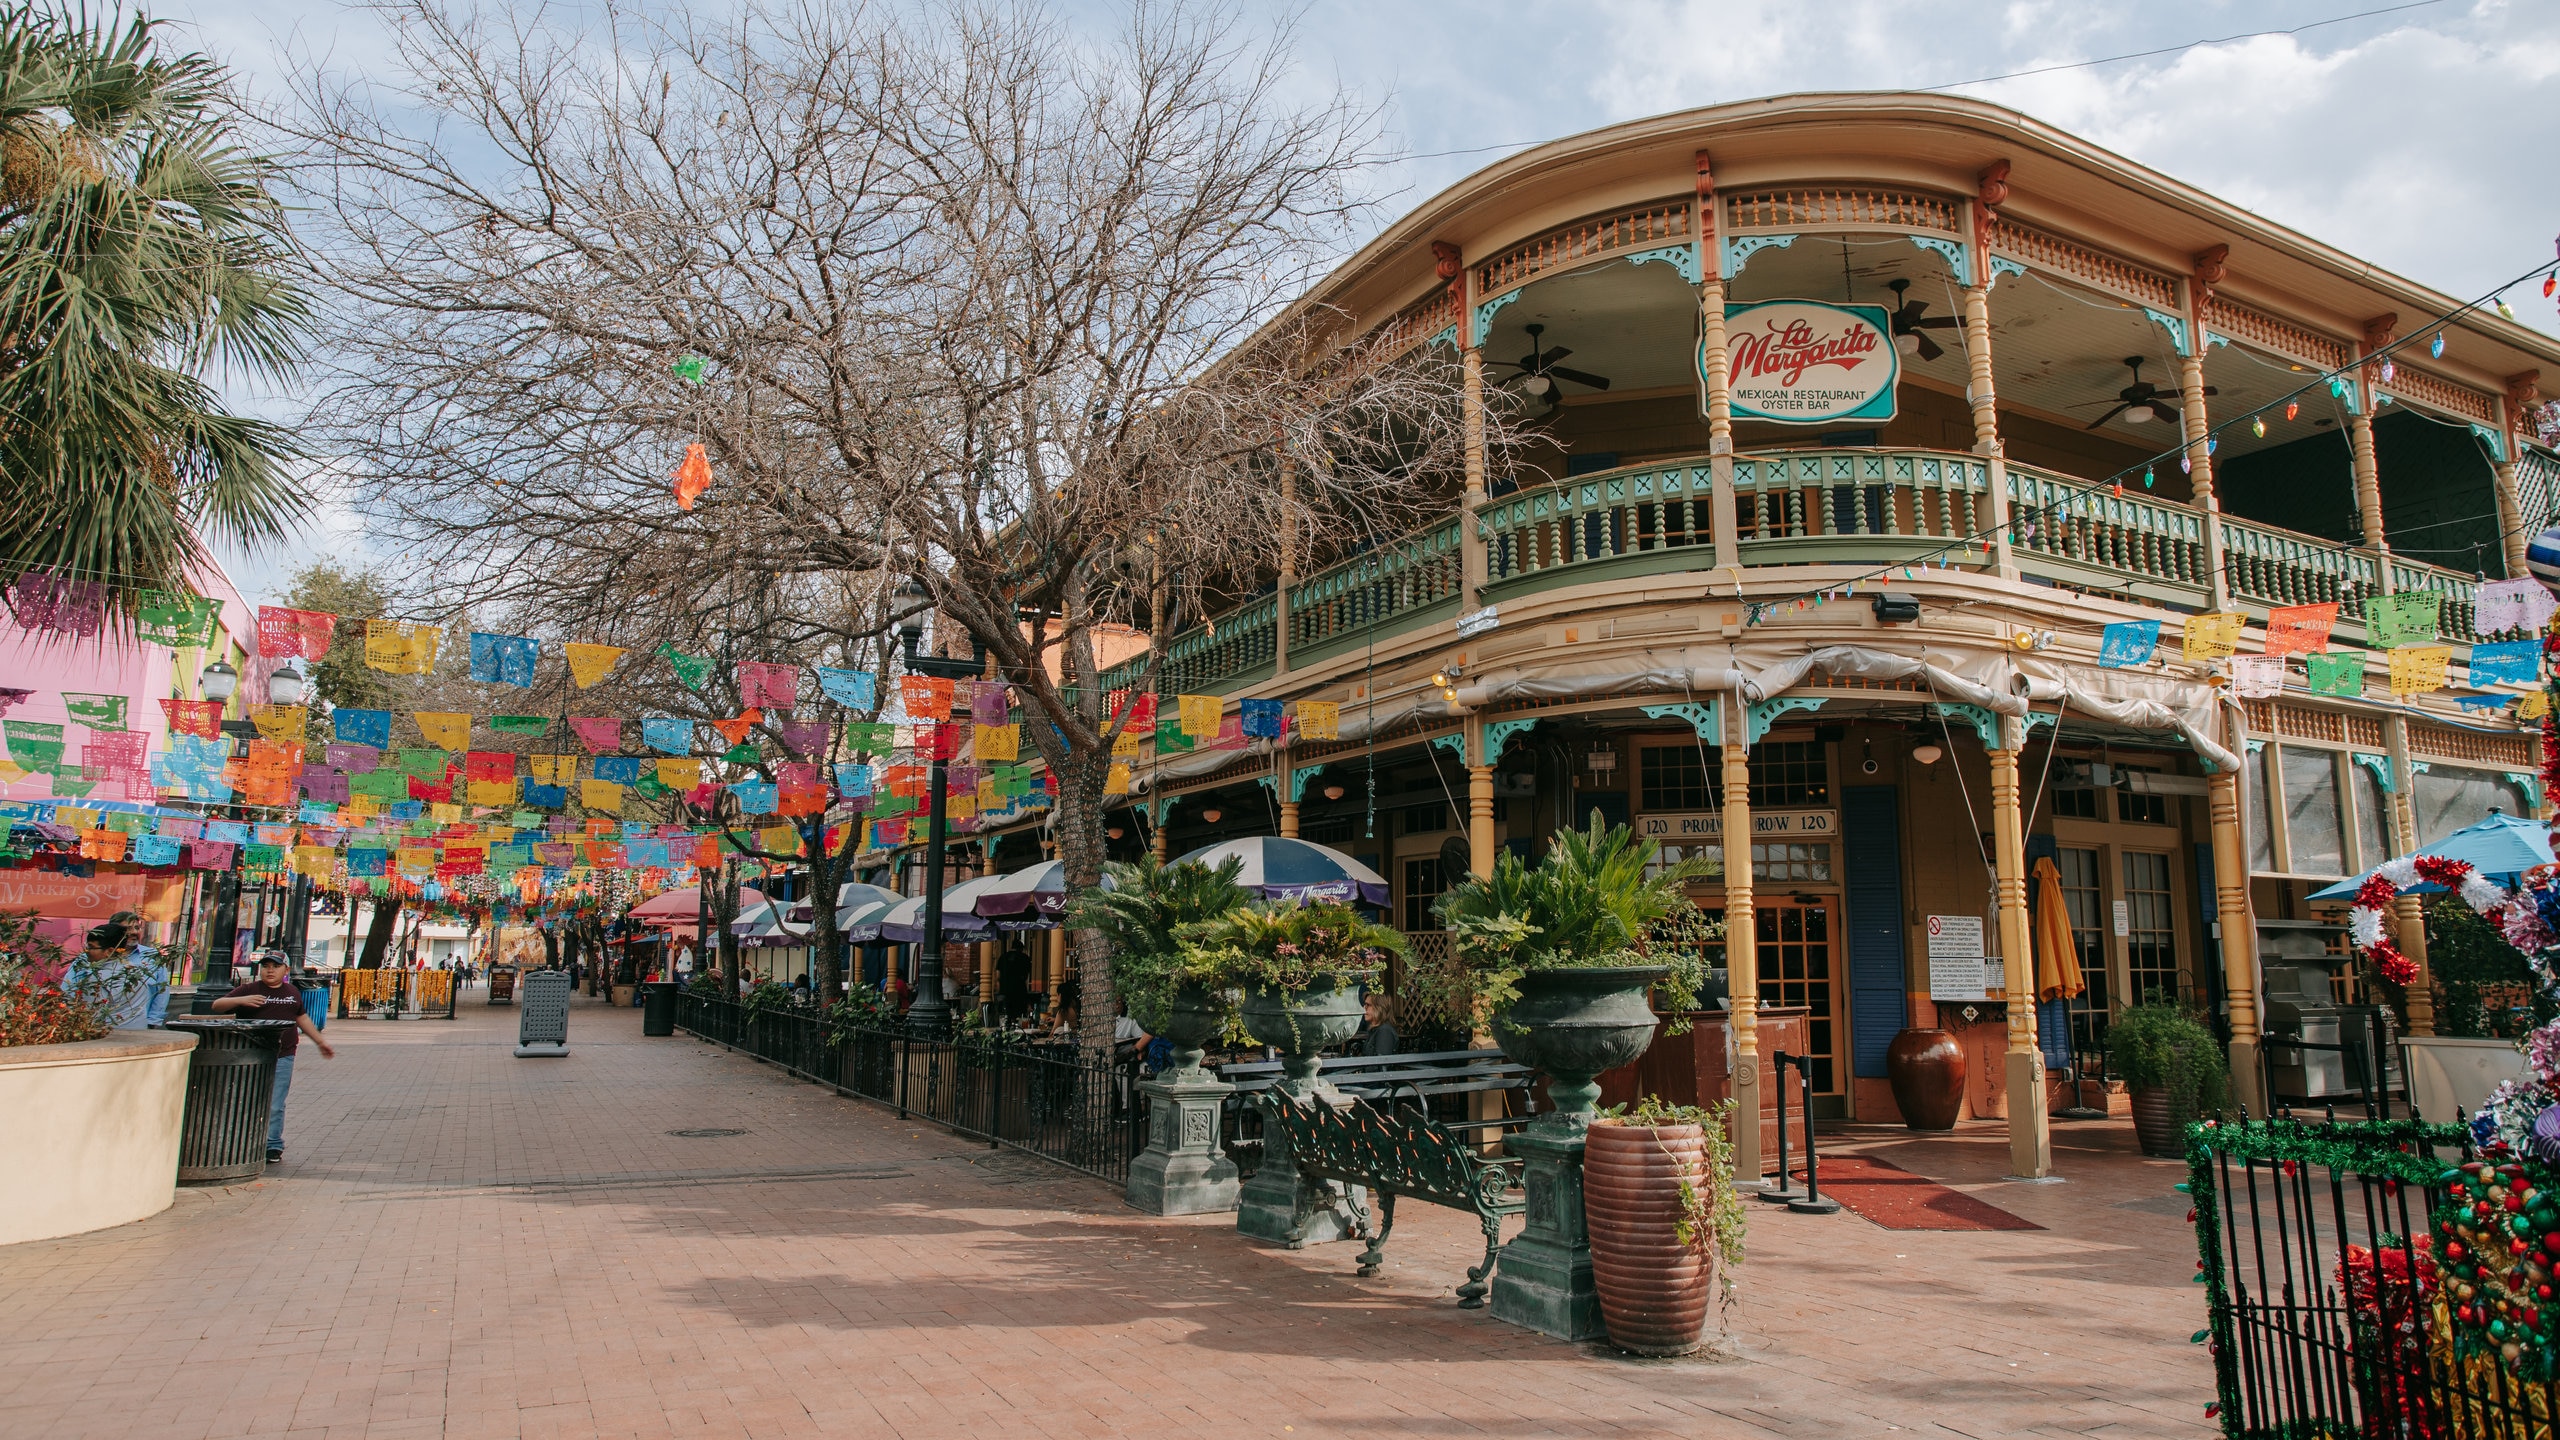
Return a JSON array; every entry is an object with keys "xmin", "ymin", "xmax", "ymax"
[
  {"xmin": 1236, "ymin": 1091, "xmax": 1362, "ymax": 1248},
  {"xmin": 1126, "ymin": 1072, "xmax": 1239, "ymax": 1216},
  {"xmin": 1490, "ymin": 1121, "xmax": 1602, "ymax": 1341}
]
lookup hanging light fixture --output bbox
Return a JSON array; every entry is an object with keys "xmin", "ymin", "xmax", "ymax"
[
  {"xmin": 1910, "ymin": 743, "xmax": 1944, "ymax": 766},
  {"xmin": 267, "ymin": 662, "xmax": 310, "ymax": 708},
  {"xmin": 1201, "ymin": 808, "xmax": 1222, "ymax": 824},
  {"xmin": 1322, "ymin": 784, "xmax": 1345, "ymax": 801},
  {"xmin": 198, "ymin": 659, "xmax": 239, "ymax": 704}
]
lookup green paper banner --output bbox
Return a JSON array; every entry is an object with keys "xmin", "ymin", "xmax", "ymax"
[
  {"xmin": 488, "ymin": 715, "xmax": 552, "ymax": 735},
  {"xmin": 657, "ymin": 642, "xmax": 713, "ymax": 691},
  {"xmin": 136, "ymin": 592, "xmax": 220, "ymax": 648},
  {"xmin": 2364, "ymin": 592, "xmax": 2441, "ymax": 650},
  {"xmin": 2305, "ymin": 651, "xmax": 2365, "ymax": 697},
  {"xmin": 60, "ymin": 692, "xmax": 128, "ymax": 729},
  {"xmin": 5, "ymin": 719, "xmax": 64, "ymax": 773}
]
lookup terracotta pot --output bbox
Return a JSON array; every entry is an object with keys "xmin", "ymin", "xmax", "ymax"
[
  {"xmin": 1584, "ymin": 1120, "xmax": 1715, "ymax": 1356},
  {"xmin": 2129, "ymin": 1086, "xmax": 2189, "ymax": 1158},
  {"xmin": 1884, "ymin": 1028, "xmax": 1965, "ymax": 1131}
]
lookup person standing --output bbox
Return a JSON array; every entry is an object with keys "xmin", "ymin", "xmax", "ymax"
[
  {"xmin": 997, "ymin": 943, "xmax": 1033, "ymax": 1022},
  {"xmin": 75, "ymin": 922, "xmax": 167, "ymax": 1030},
  {"xmin": 213, "ymin": 949, "xmax": 335, "ymax": 1164}
]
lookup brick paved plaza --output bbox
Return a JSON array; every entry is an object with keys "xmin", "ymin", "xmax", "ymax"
[{"xmin": 0, "ymin": 993, "xmax": 2213, "ymax": 1439}]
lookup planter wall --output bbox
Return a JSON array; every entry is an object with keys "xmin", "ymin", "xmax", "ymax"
[{"xmin": 0, "ymin": 1031, "xmax": 196, "ymax": 1245}]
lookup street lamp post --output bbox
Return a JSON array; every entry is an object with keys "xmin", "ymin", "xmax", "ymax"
[
  {"xmin": 184, "ymin": 658, "xmax": 309, "ymax": 1007},
  {"xmin": 894, "ymin": 579, "xmax": 984, "ymax": 1038}
]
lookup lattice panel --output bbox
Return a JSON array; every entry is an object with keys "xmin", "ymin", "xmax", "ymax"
[
  {"xmin": 1471, "ymin": 200, "xmax": 1692, "ymax": 298},
  {"xmin": 1371, "ymin": 285, "xmax": 1457, "ymax": 360},
  {"xmin": 2344, "ymin": 715, "xmax": 2384, "ymax": 748},
  {"xmin": 2271, "ymin": 704, "xmax": 2345, "ymax": 743},
  {"xmin": 2377, "ymin": 363, "xmax": 2497, "ymax": 425},
  {"xmin": 2202, "ymin": 297, "xmax": 2352, "ymax": 372},
  {"xmin": 1722, "ymin": 187, "xmax": 1961, "ymax": 234},
  {"xmin": 1985, "ymin": 218, "xmax": 2179, "ymax": 310},
  {"xmin": 2409, "ymin": 724, "xmax": 2534, "ymax": 767}
]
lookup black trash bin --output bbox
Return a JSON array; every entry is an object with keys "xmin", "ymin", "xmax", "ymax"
[
  {"xmin": 163, "ymin": 1018, "xmax": 296, "ymax": 1183},
  {"xmin": 641, "ymin": 981, "xmax": 679, "ymax": 1037}
]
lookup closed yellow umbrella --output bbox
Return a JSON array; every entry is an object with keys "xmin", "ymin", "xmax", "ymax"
[{"xmin": 2032, "ymin": 856, "xmax": 2085, "ymax": 1003}]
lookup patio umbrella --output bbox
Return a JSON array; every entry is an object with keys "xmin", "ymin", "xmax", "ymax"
[
  {"xmin": 629, "ymin": 886, "xmax": 765, "ymax": 934},
  {"xmin": 728, "ymin": 899, "xmax": 813, "ymax": 948},
  {"xmin": 2031, "ymin": 857, "xmax": 2085, "ymax": 1003},
  {"xmin": 1171, "ymin": 836, "xmax": 1389, "ymax": 906},
  {"xmin": 875, "ymin": 875, "xmax": 1014, "ymax": 944},
  {"xmin": 971, "ymin": 860, "xmax": 1112, "ymax": 921},
  {"xmin": 841, "ymin": 897, "xmax": 902, "ymax": 943},
  {"xmin": 2308, "ymin": 810, "xmax": 2554, "ymax": 900},
  {"xmin": 785, "ymin": 882, "xmax": 903, "ymax": 926}
]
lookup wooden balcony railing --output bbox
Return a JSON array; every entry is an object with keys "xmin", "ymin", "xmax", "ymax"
[{"xmin": 1098, "ymin": 448, "xmax": 2503, "ymax": 699}]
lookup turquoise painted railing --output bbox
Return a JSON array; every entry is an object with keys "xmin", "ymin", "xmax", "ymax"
[
  {"xmin": 1099, "ymin": 447, "xmax": 2510, "ymax": 698},
  {"xmin": 2005, "ymin": 463, "xmax": 2211, "ymax": 596}
]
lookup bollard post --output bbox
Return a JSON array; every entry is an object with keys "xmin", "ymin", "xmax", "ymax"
[
  {"xmin": 1760, "ymin": 1048, "xmax": 1802, "ymax": 1204},
  {"xmin": 1785, "ymin": 1055, "xmax": 1841, "ymax": 1215}
]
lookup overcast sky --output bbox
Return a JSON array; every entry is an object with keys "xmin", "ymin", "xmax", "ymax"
[{"xmin": 162, "ymin": 0, "xmax": 2560, "ymax": 604}]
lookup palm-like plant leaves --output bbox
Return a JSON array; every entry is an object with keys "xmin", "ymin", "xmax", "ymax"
[{"xmin": 0, "ymin": 6, "xmax": 311, "ymax": 615}]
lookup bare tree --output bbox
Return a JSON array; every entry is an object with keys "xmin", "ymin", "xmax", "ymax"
[{"xmin": 291, "ymin": 0, "xmax": 1508, "ymax": 1050}]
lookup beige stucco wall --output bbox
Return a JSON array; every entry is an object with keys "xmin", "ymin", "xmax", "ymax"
[{"xmin": 0, "ymin": 1030, "xmax": 195, "ymax": 1245}]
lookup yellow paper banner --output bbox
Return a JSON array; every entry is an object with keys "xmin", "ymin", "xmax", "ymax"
[
  {"xmin": 529, "ymin": 754, "xmax": 576, "ymax": 784},
  {"xmin": 563, "ymin": 642, "xmax": 625, "ymax": 688},
  {"xmin": 1105, "ymin": 763, "xmax": 1131, "ymax": 795},
  {"xmin": 251, "ymin": 704, "xmax": 307, "ymax": 742},
  {"xmin": 1296, "ymin": 701, "xmax": 1340, "ymax": 740},
  {"xmin": 1177, "ymin": 695, "xmax": 1220, "ymax": 738},
  {"xmin": 414, "ymin": 711, "xmax": 471, "ymax": 750},
  {"xmin": 2387, "ymin": 646, "xmax": 2452, "ymax": 696},
  {"xmin": 946, "ymin": 796, "xmax": 976, "ymax": 822},
  {"xmin": 2523, "ymin": 691, "xmax": 2552, "ymax": 720},
  {"xmin": 976, "ymin": 778, "xmax": 1000, "ymax": 810},
  {"xmin": 429, "ymin": 803, "xmax": 463, "ymax": 823},
  {"xmin": 657, "ymin": 758, "xmax": 700, "ymax": 790},
  {"xmin": 758, "ymin": 823, "xmax": 801, "ymax": 856},
  {"xmin": 291, "ymin": 845, "xmax": 336, "ymax": 878},
  {"xmin": 580, "ymin": 778, "xmax": 624, "ymax": 813},
  {"xmin": 364, "ymin": 619, "xmax": 441, "ymax": 675},
  {"xmin": 974, "ymin": 723, "xmax": 1019, "ymax": 761},
  {"xmin": 1112, "ymin": 729, "xmax": 1140, "ymax": 757},
  {"xmin": 2181, "ymin": 612, "xmax": 2247, "ymax": 660},
  {"xmin": 466, "ymin": 779, "xmax": 517, "ymax": 806}
]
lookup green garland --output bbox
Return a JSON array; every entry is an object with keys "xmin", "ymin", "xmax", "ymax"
[{"xmin": 2184, "ymin": 1116, "xmax": 2468, "ymax": 1184}]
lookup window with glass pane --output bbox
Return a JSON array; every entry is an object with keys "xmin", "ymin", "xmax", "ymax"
[
  {"xmin": 2057, "ymin": 847, "xmax": 2110, "ymax": 1061},
  {"xmin": 2280, "ymin": 747, "xmax": 2347, "ymax": 876},
  {"xmin": 2350, "ymin": 758, "xmax": 2391, "ymax": 871},
  {"xmin": 2246, "ymin": 747, "xmax": 2276, "ymax": 872},
  {"xmin": 1401, "ymin": 857, "xmax": 1444, "ymax": 932},
  {"xmin": 2123, "ymin": 851, "xmax": 2179, "ymax": 1006},
  {"xmin": 1645, "ymin": 842, "xmax": 1719, "ymax": 882},
  {"xmin": 1755, "ymin": 899, "xmax": 1839, "ymax": 1093},
  {"xmin": 1640, "ymin": 745, "xmax": 1715, "ymax": 811},
  {"xmin": 2114, "ymin": 766, "xmax": 2170, "ymax": 825},
  {"xmin": 1750, "ymin": 741, "xmax": 1830, "ymax": 808},
  {"xmin": 1751, "ymin": 842, "xmax": 1832, "ymax": 882},
  {"xmin": 2412, "ymin": 767, "xmax": 2533, "ymax": 846}
]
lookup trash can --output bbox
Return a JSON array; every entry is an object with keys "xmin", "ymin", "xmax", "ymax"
[
  {"xmin": 641, "ymin": 981, "xmax": 679, "ymax": 1037},
  {"xmin": 163, "ymin": 1018, "xmax": 297, "ymax": 1184}
]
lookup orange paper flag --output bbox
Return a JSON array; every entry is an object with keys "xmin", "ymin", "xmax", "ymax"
[{"xmin": 674, "ymin": 444, "xmax": 713, "ymax": 510}]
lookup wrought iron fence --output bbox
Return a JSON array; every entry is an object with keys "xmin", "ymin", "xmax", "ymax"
[
  {"xmin": 2191, "ymin": 1115, "xmax": 2560, "ymax": 1437},
  {"xmin": 675, "ymin": 993, "xmax": 1148, "ymax": 1186}
]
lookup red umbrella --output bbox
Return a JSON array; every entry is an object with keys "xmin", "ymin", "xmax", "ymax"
[{"xmin": 628, "ymin": 886, "xmax": 764, "ymax": 934}]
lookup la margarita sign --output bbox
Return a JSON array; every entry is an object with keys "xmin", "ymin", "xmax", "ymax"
[{"xmin": 1704, "ymin": 299, "xmax": 1900, "ymax": 425}]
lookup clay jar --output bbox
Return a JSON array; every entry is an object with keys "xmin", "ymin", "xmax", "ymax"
[
  {"xmin": 1584, "ymin": 1118, "xmax": 1716, "ymax": 1355},
  {"xmin": 1884, "ymin": 1028, "xmax": 1965, "ymax": 1130}
]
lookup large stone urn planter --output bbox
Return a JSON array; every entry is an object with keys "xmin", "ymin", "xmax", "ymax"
[
  {"xmin": 1490, "ymin": 966, "xmax": 1667, "ymax": 1341},
  {"xmin": 1235, "ymin": 975, "xmax": 1369, "ymax": 1248},
  {"xmin": 1585, "ymin": 1118, "xmax": 1716, "ymax": 1355},
  {"xmin": 1127, "ymin": 981, "xmax": 1240, "ymax": 1217},
  {"xmin": 0, "ymin": 1030, "xmax": 197, "ymax": 1245}
]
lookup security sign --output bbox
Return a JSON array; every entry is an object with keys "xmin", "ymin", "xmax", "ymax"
[{"xmin": 1708, "ymin": 299, "xmax": 1900, "ymax": 425}]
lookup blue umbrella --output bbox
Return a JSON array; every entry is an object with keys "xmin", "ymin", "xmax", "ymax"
[
  {"xmin": 1171, "ymin": 835, "xmax": 1389, "ymax": 907},
  {"xmin": 2308, "ymin": 809, "xmax": 2553, "ymax": 900}
]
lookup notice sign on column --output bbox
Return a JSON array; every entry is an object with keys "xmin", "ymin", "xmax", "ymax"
[{"xmin": 1926, "ymin": 914, "xmax": 1993, "ymax": 1002}]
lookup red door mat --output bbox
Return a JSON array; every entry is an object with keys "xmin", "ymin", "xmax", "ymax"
[{"xmin": 1778, "ymin": 1155, "xmax": 2043, "ymax": 1231}]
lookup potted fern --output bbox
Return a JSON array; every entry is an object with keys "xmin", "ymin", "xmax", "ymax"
[
  {"xmin": 1187, "ymin": 900, "xmax": 1404, "ymax": 1091},
  {"xmin": 2111, "ymin": 1002, "xmax": 2231, "ymax": 1157},
  {"xmin": 1068, "ymin": 856, "xmax": 1250, "ymax": 1077},
  {"xmin": 1430, "ymin": 816, "xmax": 1714, "ymax": 1126}
]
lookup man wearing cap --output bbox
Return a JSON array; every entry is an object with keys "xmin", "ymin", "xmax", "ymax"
[{"xmin": 213, "ymin": 949, "xmax": 336, "ymax": 1164}]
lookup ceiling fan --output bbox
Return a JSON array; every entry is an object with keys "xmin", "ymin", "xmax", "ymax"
[
  {"xmin": 1883, "ymin": 279, "xmax": 1960, "ymax": 362},
  {"xmin": 2074, "ymin": 356, "xmax": 2214, "ymax": 431},
  {"xmin": 1492, "ymin": 323, "xmax": 1611, "ymax": 407}
]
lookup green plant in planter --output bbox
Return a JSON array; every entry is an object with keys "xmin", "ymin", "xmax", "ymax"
[
  {"xmin": 821, "ymin": 984, "xmax": 901, "ymax": 1037},
  {"xmin": 2110, "ymin": 1001, "xmax": 2230, "ymax": 1118},
  {"xmin": 1067, "ymin": 855, "xmax": 1251, "ymax": 1029},
  {"xmin": 1425, "ymin": 814, "xmax": 1717, "ymax": 1027},
  {"xmin": 1184, "ymin": 899, "xmax": 1406, "ymax": 995}
]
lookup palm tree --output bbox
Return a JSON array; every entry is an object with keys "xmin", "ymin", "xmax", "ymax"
[{"xmin": 0, "ymin": 6, "xmax": 311, "ymax": 618}]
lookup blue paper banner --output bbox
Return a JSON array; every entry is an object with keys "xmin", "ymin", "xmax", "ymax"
[
  {"xmin": 593, "ymin": 756, "xmax": 646, "ymax": 785},
  {"xmin": 2099, "ymin": 620, "xmax": 2161, "ymax": 669},
  {"xmin": 521, "ymin": 783, "xmax": 567, "ymax": 808},
  {"xmin": 131, "ymin": 834, "xmax": 181, "ymax": 866},
  {"xmin": 835, "ymin": 761, "xmax": 874, "ymax": 799},
  {"xmin": 347, "ymin": 848, "xmax": 388, "ymax": 877},
  {"xmin": 1241, "ymin": 698, "xmax": 1284, "ymax": 738},
  {"xmin": 815, "ymin": 667, "xmax": 877, "ymax": 709},
  {"xmin": 469, "ymin": 632, "xmax": 540, "ymax": 687},
  {"xmin": 2468, "ymin": 639, "xmax": 2539, "ymax": 686},
  {"xmin": 334, "ymin": 709, "xmax": 393, "ymax": 749},
  {"xmin": 641, "ymin": 717, "xmax": 694, "ymax": 755},
  {"xmin": 730, "ymin": 778, "xmax": 778, "ymax": 815}
]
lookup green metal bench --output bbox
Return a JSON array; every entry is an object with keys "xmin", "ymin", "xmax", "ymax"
[{"xmin": 1260, "ymin": 1087, "xmax": 1528, "ymax": 1307}]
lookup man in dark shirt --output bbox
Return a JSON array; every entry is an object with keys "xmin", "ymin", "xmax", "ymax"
[
  {"xmin": 214, "ymin": 949, "xmax": 336, "ymax": 1164},
  {"xmin": 997, "ymin": 944, "xmax": 1033, "ymax": 1021}
]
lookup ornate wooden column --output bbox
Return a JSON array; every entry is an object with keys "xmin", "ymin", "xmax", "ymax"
[
  {"xmin": 2500, "ymin": 373, "xmax": 2545, "ymax": 577},
  {"xmin": 1444, "ymin": 241, "xmax": 1489, "ymax": 612},
  {"xmin": 2210, "ymin": 712, "xmax": 2265, "ymax": 1115},
  {"xmin": 1965, "ymin": 165, "xmax": 2017, "ymax": 578},
  {"xmin": 1278, "ymin": 748, "xmax": 1299, "ymax": 839},
  {"xmin": 1990, "ymin": 713, "xmax": 2052, "ymax": 1178},
  {"xmin": 1466, "ymin": 717, "xmax": 1494, "ymax": 880},
  {"xmin": 2384, "ymin": 715, "xmax": 2435, "ymax": 1035},
  {"xmin": 1274, "ymin": 455, "xmax": 1296, "ymax": 675},
  {"xmin": 1696, "ymin": 153, "xmax": 1741, "ymax": 572},
  {"xmin": 1719, "ymin": 698, "xmax": 1761, "ymax": 1184},
  {"xmin": 2351, "ymin": 314, "xmax": 2396, "ymax": 587},
  {"xmin": 2182, "ymin": 246, "xmax": 2233, "ymax": 609}
]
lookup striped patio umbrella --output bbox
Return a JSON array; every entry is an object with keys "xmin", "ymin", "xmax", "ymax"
[{"xmin": 1171, "ymin": 836, "xmax": 1389, "ymax": 907}]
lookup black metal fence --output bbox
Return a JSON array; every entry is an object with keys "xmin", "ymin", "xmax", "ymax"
[
  {"xmin": 675, "ymin": 993, "xmax": 1147, "ymax": 1186},
  {"xmin": 2192, "ymin": 1115, "xmax": 2560, "ymax": 1437}
]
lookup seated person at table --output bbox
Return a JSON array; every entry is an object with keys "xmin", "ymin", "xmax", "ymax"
[
  {"xmin": 1112, "ymin": 1002, "xmax": 1150, "ymax": 1061},
  {"xmin": 1357, "ymin": 991, "xmax": 1399, "ymax": 1057}
]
